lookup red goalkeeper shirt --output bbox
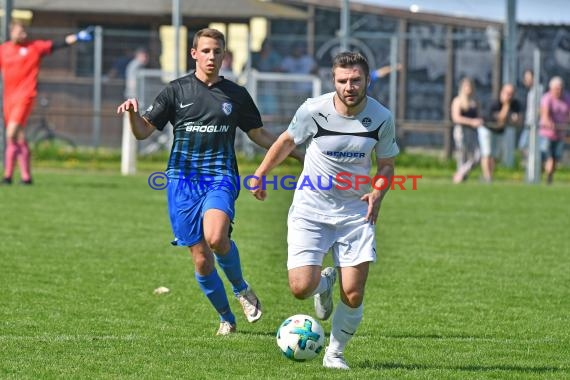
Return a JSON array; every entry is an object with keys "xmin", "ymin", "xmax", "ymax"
[{"xmin": 0, "ymin": 39, "xmax": 53, "ymax": 101}]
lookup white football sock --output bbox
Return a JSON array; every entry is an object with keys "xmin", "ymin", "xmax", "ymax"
[{"xmin": 328, "ymin": 301, "xmax": 363, "ymax": 354}]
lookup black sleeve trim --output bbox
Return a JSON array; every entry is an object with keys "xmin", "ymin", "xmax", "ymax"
[{"xmin": 51, "ymin": 39, "xmax": 70, "ymax": 52}]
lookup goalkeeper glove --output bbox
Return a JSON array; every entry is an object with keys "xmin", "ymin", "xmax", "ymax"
[{"xmin": 76, "ymin": 26, "xmax": 94, "ymax": 42}]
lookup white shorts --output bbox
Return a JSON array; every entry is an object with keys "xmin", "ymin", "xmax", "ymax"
[
  {"xmin": 477, "ymin": 127, "xmax": 504, "ymax": 158},
  {"xmin": 287, "ymin": 206, "xmax": 377, "ymax": 270}
]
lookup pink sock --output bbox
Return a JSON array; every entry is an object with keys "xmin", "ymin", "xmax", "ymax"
[
  {"xmin": 17, "ymin": 142, "xmax": 31, "ymax": 181},
  {"xmin": 4, "ymin": 142, "xmax": 19, "ymax": 179}
]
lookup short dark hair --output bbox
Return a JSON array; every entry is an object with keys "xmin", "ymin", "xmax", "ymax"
[
  {"xmin": 332, "ymin": 52, "xmax": 370, "ymax": 79},
  {"xmin": 192, "ymin": 28, "xmax": 226, "ymax": 49}
]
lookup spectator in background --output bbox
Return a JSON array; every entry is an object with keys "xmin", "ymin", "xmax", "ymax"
[
  {"xmin": 481, "ymin": 83, "xmax": 522, "ymax": 182},
  {"xmin": 124, "ymin": 47, "xmax": 149, "ymax": 98},
  {"xmin": 281, "ymin": 41, "xmax": 318, "ymax": 75},
  {"xmin": 220, "ymin": 50, "xmax": 237, "ymax": 82},
  {"xmin": 368, "ymin": 63, "xmax": 402, "ymax": 95},
  {"xmin": 248, "ymin": 39, "xmax": 283, "ymax": 115},
  {"xmin": 281, "ymin": 42, "xmax": 318, "ymax": 98},
  {"xmin": 450, "ymin": 78, "xmax": 484, "ymax": 184},
  {"xmin": 539, "ymin": 76, "xmax": 570, "ymax": 184},
  {"xmin": 250, "ymin": 39, "xmax": 282, "ymax": 72},
  {"xmin": 107, "ymin": 48, "xmax": 133, "ymax": 79},
  {"xmin": 518, "ymin": 70, "xmax": 543, "ymax": 161},
  {"xmin": 0, "ymin": 20, "xmax": 91, "ymax": 185}
]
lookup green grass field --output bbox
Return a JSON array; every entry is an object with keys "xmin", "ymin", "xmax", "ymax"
[{"xmin": 1, "ymin": 165, "xmax": 569, "ymax": 379}]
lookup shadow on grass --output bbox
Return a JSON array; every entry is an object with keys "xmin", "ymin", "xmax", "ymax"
[
  {"xmin": 351, "ymin": 334, "xmax": 568, "ymax": 373},
  {"xmin": 357, "ymin": 360, "xmax": 567, "ymax": 374},
  {"xmin": 235, "ymin": 330, "xmax": 278, "ymax": 338},
  {"xmin": 381, "ymin": 333, "xmax": 485, "ymax": 340}
]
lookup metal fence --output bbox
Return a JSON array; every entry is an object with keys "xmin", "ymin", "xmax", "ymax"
[{"xmin": 1, "ymin": 25, "xmax": 568, "ymax": 164}]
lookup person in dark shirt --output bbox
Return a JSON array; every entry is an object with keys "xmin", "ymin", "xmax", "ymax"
[
  {"xmin": 479, "ymin": 83, "xmax": 521, "ymax": 182},
  {"xmin": 116, "ymin": 28, "xmax": 301, "ymax": 335}
]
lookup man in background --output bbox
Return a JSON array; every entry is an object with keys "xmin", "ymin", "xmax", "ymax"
[
  {"xmin": 124, "ymin": 47, "xmax": 149, "ymax": 98},
  {"xmin": 480, "ymin": 83, "xmax": 522, "ymax": 182},
  {"xmin": 539, "ymin": 76, "xmax": 570, "ymax": 184},
  {"xmin": 0, "ymin": 20, "xmax": 92, "ymax": 185},
  {"xmin": 518, "ymin": 69, "xmax": 543, "ymax": 165}
]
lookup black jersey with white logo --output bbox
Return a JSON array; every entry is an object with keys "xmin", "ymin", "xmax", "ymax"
[{"xmin": 142, "ymin": 72, "xmax": 262, "ymax": 180}]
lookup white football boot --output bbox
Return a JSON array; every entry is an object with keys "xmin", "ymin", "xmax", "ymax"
[{"xmin": 314, "ymin": 267, "xmax": 336, "ymax": 320}]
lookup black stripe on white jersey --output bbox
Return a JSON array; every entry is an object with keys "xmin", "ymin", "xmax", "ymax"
[{"xmin": 312, "ymin": 118, "xmax": 384, "ymax": 141}]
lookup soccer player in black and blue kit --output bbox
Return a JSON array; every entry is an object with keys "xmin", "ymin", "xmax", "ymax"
[{"xmin": 117, "ymin": 28, "xmax": 293, "ymax": 335}]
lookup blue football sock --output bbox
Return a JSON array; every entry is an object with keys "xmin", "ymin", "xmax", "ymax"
[
  {"xmin": 195, "ymin": 269, "xmax": 235, "ymax": 324},
  {"xmin": 215, "ymin": 240, "xmax": 247, "ymax": 295}
]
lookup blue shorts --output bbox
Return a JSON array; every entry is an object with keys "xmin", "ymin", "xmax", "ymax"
[
  {"xmin": 518, "ymin": 127, "xmax": 530, "ymax": 150},
  {"xmin": 167, "ymin": 177, "xmax": 237, "ymax": 247},
  {"xmin": 540, "ymin": 137, "xmax": 565, "ymax": 161}
]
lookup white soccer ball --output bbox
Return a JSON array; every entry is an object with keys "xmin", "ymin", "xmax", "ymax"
[{"xmin": 276, "ymin": 314, "xmax": 325, "ymax": 361}]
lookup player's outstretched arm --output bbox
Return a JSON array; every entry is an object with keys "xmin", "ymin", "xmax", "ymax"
[
  {"xmin": 374, "ymin": 63, "xmax": 402, "ymax": 79},
  {"xmin": 250, "ymin": 131, "xmax": 297, "ymax": 201},
  {"xmin": 64, "ymin": 26, "xmax": 94, "ymax": 46},
  {"xmin": 116, "ymin": 98, "xmax": 156, "ymax": 140},
  {"xmin": 361, "ymin": 156, "xmax": 395, "ymax": 224}
]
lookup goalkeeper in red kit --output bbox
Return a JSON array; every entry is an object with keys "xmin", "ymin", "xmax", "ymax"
[{"xmin": 0, "ymin": 20, "xmax": 93, "ymax": 185}]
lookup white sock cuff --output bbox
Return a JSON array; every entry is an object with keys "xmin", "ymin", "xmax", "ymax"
[{"xmin": 338, "ymin": 300, "xmax": 363, "ymax": 316}]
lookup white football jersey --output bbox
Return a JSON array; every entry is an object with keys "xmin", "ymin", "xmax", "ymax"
[{"xmin": 287, "ymin": 92, "xmax": 399, "ymax": 217}]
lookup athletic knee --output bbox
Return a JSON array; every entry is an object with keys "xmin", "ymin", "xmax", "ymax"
[
  {"xmin": 6, "ymin": 132, "xmax": 18, "ymax": 143},
  {"xmin": 288, "ymin": 281, "xmax": 312, "ymax": 300},
  {"xmin": 205, "ymin": 233, "xmax": 230, "ymax": 254},
  {"xmin": 5, "ymin": 123, "xmax": 22, "ymax": 141}
]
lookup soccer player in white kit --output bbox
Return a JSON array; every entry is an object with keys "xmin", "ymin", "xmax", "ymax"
[{"xmin": 250, "ymin": 52, "xmax": 399, "ymax": 369}]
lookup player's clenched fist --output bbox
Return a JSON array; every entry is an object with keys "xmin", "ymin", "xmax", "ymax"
[{"xmin": 249, "ymin": 175, "xmax": 267, "ymax": 201}]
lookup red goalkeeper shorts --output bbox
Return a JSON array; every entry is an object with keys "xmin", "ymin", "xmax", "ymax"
[{"xmin": 3, "ymin": 96, "xmax": 35, "ymax": 127}]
